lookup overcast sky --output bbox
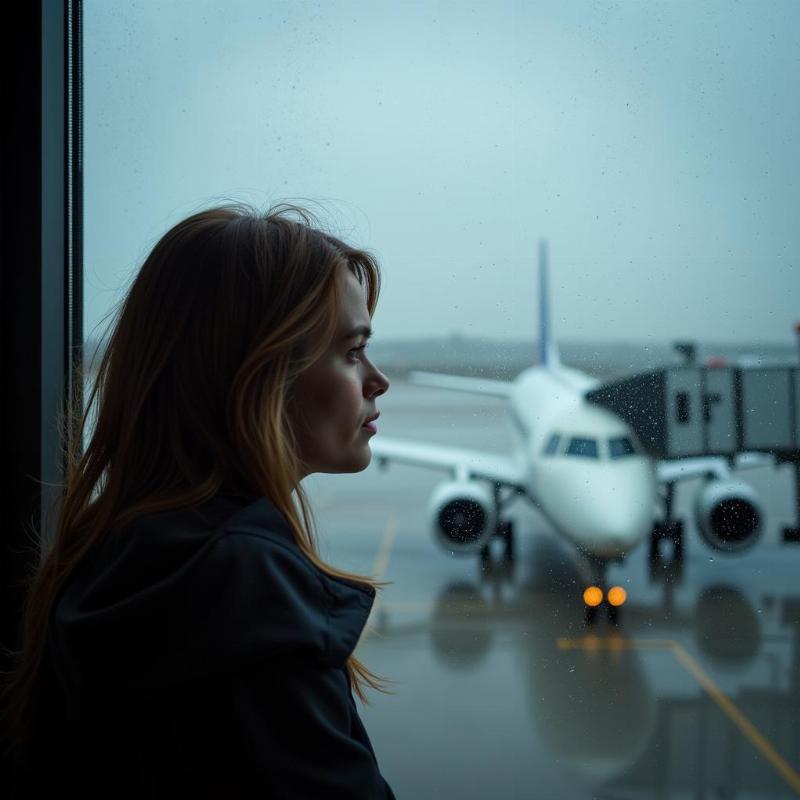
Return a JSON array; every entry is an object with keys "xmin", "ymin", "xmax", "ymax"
[{"xmin": 84, "ymin": 0, "xmax": 799, "ymax": 346}]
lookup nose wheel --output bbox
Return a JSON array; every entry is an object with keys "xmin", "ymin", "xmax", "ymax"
[
  {"xmin": 584, "ymin": 587, "xmax": 627, "ymax": 625},
  {"xmin": 582, "ymin": 560, "xmax": 627, "ymax": 625}
]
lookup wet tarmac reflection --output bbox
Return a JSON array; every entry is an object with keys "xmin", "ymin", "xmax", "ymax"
[
  {"xmin": 308, "ymin": 385, "xmax": 800, "ymax": 799},
  {"xmin": 355, "ymin": 533, "xmax": 800, "ymax": 798}
]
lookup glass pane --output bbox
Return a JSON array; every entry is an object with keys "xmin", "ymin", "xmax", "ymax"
[
  {"xmin": 565, "ymin": 436, "xmax": 599, "ymax": 459},
  {"xmin": 82, "ymin": 3, "xmax": 800, "ymax": 798},
  {"xmin": 609, "ymin": 436, "xmax": 636, "ymax": 459},
  {"xmin": 543, "ymin": 432, "xmax": 561, "ymax": 456}
]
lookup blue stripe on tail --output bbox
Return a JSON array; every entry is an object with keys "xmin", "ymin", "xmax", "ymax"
[{"xmin": 539, "ymin": 239, "xmax": 550, "ymax": 366}]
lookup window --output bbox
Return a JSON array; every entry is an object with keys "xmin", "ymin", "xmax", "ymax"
[
  {"xmin": 542, "ymin": 433, "xmax": 561, "ymax": 456},
  {"xmin": 565, "ymin": 436, "xmax": 599, "ymax": 459},
  {"xmin": 608, "ymin": 436, "xmax": 637, "ymax": 459},
  {"xmin": 80, "ymin": 5, "xmax": 800, "ymax": 799}
]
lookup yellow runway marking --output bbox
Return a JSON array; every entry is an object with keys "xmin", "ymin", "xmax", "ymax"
[
  {"xmin": 358, "ymin": 516, "xmax": 398, "ymax": 646},
  {"xmin": 371, "ymin": 515, "xmax": 398, "ymax": 581},
  {"xmin": 558, "ymin": 636, "xmax": 800, "ymax": 796},
  {"xmin": 557, "ymin": 637, "xmax": 678, "ymax": 652}
]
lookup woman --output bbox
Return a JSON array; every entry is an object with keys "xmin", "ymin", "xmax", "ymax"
[{"xmin": 2, "ymin": 204, "xmax": 395, "ymax": 798}]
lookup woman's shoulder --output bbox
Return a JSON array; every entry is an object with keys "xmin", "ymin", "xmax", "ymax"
[
  {"xmin": 194, "ymin": 494, "xmax": 376, "ymax": 616},
  {"xmin": 80, "ymin": 493, "xmax": 353, "ymax": 604},
  {"xmin": 197, "ymin": 497, "xmax": 377, "ymax": 650},
  {"xmin": 207, "ymin": 496, "xmax": 377, "ymax": 663},
  {"xmin": 50, "ymin": 495, "xmax": 374, "ymax": 722},
  {"xmin": 60, "ymin": 494, "xmax": 316, "ymax": 621}
]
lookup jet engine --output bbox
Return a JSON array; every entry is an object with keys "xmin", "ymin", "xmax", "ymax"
[
  {"xmin": 428, "ymin": 480, "xmax": 496, "ymax": 554},
  {"xmin": 694, "ymin": 479, "xmax": 763, "ymax": 553}
]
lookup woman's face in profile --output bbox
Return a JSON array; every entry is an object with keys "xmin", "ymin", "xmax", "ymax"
[{"xmin": 290, "ymin": 267, "xmax": 390, "ymax": 478}]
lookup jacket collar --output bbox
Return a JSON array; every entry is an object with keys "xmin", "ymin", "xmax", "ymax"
[{"xmin": 204, "ymin": 492, "xmax": 377, "ymax": 664}]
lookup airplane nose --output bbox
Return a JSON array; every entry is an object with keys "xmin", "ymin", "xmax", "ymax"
[
  {"xmin": 534, "ymin": 456, "xmax": 657, "ymax": 560},
  {"xmin": 581, "ymin": 466, "xmax": 656, "ymax": 556},
  {"xmin": 599, "ymin": 499, "xmax": 650, "ymax": 538}
]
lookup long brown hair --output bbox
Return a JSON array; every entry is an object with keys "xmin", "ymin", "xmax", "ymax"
[{"xmin": 2, "ymin": 202, "xmax": 389, "ymax": 761}]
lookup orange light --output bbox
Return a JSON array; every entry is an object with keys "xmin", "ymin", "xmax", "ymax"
[
  {"xmin": 607, "ymin": 586, "xmax": 627, "ymax": 607},
  {"xmin": 583, "ymin": 586, "xmax": 603, "ymax": 607}
]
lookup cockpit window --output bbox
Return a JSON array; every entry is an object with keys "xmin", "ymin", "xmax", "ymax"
[
  {"xmin": 608, "ymin": 436, "xmax": 636, "ymax": 459},
  {"xmin": 565, "ymin": 437, "xmax": 598, "ymax": 459},
  {"xmin": 542, "ymin": 433, "xmax": 561, "ymax": 456}
]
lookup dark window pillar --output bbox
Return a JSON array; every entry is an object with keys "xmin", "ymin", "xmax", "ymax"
[{"xmin": 0, "ymin": 0, "xmax": 82, "ymax": 674}]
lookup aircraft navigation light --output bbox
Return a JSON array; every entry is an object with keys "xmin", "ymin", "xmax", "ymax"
[
  {"xmin": 583, "ymin": 586, "xmax": 603, "ymax": 607},
  {"xmin": 607, "ymin": 586, "xmax": 627, "ymax": 606}
]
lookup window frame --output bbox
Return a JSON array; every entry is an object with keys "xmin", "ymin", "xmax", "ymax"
[{"xmin": 0, "ymin": 0, "xmax": 82, "ymax": 671}]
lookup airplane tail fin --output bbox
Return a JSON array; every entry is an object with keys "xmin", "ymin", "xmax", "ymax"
[{"xmin": 538, "ymin": 239, "xmax": 561, "ymax": 368}]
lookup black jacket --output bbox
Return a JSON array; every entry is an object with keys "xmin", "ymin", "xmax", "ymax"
[{"xmin": 26, "ymin": 493, "xmax": 396, "ymax": 799}]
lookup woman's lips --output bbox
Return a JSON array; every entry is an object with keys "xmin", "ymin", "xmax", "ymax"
[{"xmin": 362, "ymin": 411, "xmax": 379, "ymax": 433}]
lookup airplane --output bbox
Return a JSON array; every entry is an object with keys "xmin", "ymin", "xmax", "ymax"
[{"xmin": 369, "ymin": 241, "xmax": 768, "ymax": 617}]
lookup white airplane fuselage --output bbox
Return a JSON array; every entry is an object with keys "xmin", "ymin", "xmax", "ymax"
[{"xmin": 507, "ymin": 363, "xmax": 658, "ymax": 560}]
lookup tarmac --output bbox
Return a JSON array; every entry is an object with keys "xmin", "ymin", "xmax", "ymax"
[{"xmin": 303, "ymin": 380, "xmax": 800, "ymax": 800}]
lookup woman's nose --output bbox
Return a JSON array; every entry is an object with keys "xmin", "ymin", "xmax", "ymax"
[{"xmin": 368, "ymin": 367, "xmax": 390, "ymax": 398}]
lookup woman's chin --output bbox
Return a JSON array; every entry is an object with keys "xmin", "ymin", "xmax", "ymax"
[
  {"xmin": 346, "ymin": 444, "xmax": 373, "ymax": 473},
  {"xmin": 349, "ymin": 447, "xmax": 373, "ymax": 473},
  {"xmin": 317, "ymin": 447, "xmax": 372, "ymax": 475}
]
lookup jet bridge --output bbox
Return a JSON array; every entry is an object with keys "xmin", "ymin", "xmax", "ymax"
[{"xmin": 586, "ymin": 364, "xmax": 800, "ymax": 541}]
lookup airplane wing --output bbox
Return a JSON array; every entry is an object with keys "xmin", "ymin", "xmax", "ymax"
[
  {"xmin": 656, "ymin": 452, "xmax": 774, "ymax": 484},
  {"xmin": 370, "ymin": 435, "xmax": 527, "ymax": 491},
  {"xmin": 408, "ymin": 370, "xmax": 514, "ymax": 398}
]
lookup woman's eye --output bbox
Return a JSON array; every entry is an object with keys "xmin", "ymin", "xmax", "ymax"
[{"xmin": 348, "ymin": 344, "xmax": 367, "ymax": 361}]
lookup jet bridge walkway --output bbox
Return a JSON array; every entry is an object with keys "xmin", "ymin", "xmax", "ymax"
[{"xmin": 586, "ymin": 363, "xmax": 800, "ymax": 542}]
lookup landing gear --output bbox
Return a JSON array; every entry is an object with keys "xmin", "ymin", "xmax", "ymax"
[
  {"xmin": 649, "ymin": 520, "xmax": 684, "ymax": 575},
  {"xmin": 584, "ymin": 593, "xmax": 626, "ymax": 625},
  {"xmin": 650, "ymin": 482, "xmax": 685, "ymax": 581},
  {"xmin": 478, "ymin": 482, "xmax": 520, "ymax": 573},
  {"xmin": 499, "ymin": 520, "xmax": 515, "ymax": 562},
  {"xmin": 479, "ymin": 520, "xmax": 515, "ymax": 571},
  {"xmin": 582, "ymin": 559, "xmax": 627, "ymax": 626},
  {"xmin": 584, "ymin": 584, "xmax": 603, "ymax": 626},
  {"xmin": 781, "ymin": 455, "xmax": 800, "ymax": 544},
  {"xmin": 584, "ymin": 590, "xmax": 622, "ymax": 626}
]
